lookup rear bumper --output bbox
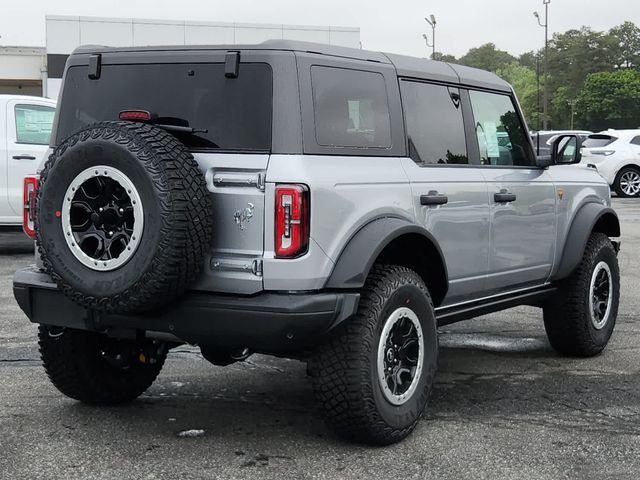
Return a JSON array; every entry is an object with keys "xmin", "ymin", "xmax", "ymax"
[{"xmin": 13, "ymin": 266, "xmax": 360, "ymax": 353}]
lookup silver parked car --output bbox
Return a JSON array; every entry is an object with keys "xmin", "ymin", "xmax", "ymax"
[{"xmin": 14, "ymin": 41, "xmax": 620, "ymax": 445}]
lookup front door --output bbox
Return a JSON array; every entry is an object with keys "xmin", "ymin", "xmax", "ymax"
[
  {"xmin": 5, "ymin": 101, "xmax": 55, "ymax": 219},
  {"xmin": 468, "ymin": 89, "xmax": 556, "ymax": 294},
  {"xmin": 399, "ymin": 80, "xmax": 491, "ymax": 306}
]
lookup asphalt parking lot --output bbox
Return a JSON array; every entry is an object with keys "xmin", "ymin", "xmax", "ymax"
[{"xmin": 1, "ymin": 198, "xmax": 639, "ymax": 480}]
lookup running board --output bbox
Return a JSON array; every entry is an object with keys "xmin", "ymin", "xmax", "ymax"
[{"xmin": 435, "ymin": 285, "xmax": 557, "ymax": 326}]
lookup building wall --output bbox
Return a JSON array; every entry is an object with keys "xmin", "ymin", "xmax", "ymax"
[
  {"xmin": 46, "ymin": 15, "xmax": 361, "ymax": 99},
  {"xmin": 0, "ymin": 47, "xmax": 46, "ymax": 96}
]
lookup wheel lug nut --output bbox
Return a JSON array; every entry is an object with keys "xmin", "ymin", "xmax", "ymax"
[{"xmin": 99, "ymin": 207, "xmax": 103, "ymax": 212}]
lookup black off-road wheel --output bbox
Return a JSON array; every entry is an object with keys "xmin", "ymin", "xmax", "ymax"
[
  {"xmin": 36, "ymin": 121, "xmax": 212, "ymax": 314},
  {"xmin": 38, "ymin": 326, "xmax": 167, "ymax": 405},
  {"xmin": 309, "ymin": 265, "xmax": 438, "ymax": 445},
  {"xmin": 543, "ymin": 232, "xmax": 620, "ymax": 357}
]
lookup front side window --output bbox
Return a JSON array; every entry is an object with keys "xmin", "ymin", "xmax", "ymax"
[
  {"xmin": 400, "ymin": 81, "xmax": 468, "ymax": 166},
  {"xmin": 311, "ymin": 66, "xmax": 391, "ymax": 148},
  {"xmin": 469, "ymin": 91, "xmax": 534, "ymax": 167},
  {"xmin": 15, "ymin": 104, "xmax": 55, "ymax": 145},
  {"xmin": 630, "ymin": 135, "xmax": 640, "ymax": 146}
]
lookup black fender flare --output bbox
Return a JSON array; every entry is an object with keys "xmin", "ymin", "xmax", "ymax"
[
  {"xmin": 552, "ymin": 203, "xmax": 620, "ymax": 280},
  {"xmin": 324, "ymin": 216, "xmax": 449, "ymax": 293}
]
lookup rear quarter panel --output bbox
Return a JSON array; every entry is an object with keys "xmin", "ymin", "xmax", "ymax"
[{"xmin": 263, "ymin": 154, "xmax": 414, "ymax": 290}]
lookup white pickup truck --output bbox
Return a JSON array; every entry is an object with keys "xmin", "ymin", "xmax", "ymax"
[{"xmin": 1, "ymin": 95, "xmax": 56, "ymax": 226}]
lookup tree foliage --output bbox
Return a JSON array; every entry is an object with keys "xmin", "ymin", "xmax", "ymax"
[
  {"xmin": 458, "ymin": 43, "xmax": 516, "ymax": 72},
  {"xmin": 576, "ymin": 70, "xmax": 640, "ymax": 130},
  {"xmin": 436, "ymin": 21, "xmax": 640, "ymax": 131}
]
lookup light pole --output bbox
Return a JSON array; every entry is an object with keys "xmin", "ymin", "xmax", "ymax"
[
  {"xmin": 423, "ymin": 15, "xmax": 436, "ymax": 59},
  {"xmin": 533, "ymin": 0, "xmax": 550, "ymax": 130}
]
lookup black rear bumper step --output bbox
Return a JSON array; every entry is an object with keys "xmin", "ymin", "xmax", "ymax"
[{"xmin": 13, "ymin": 267, "xmax": 360, "ymax": 353}]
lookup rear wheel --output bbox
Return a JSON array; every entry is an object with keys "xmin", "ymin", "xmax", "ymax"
[
  {"xmin": 543, "ymin": 233, "xmax": 619, "ymax": 357},
  {"xmin": 309, "ymin": 265, "xmax": 438, "ymax": 445},
  {"xmin": 39, "ymin": 326, "xmax": 167, "ymax": 405},
  {"xmin": 613, "ymin": 166, "xmax": 640, "ymax": 197}
]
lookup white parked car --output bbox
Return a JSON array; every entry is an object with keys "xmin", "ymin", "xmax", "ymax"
[
  {"xmin": 0, "ymin": 95, "xmax": 56, "ymax": 226},
  {"xmin": 581, "ymin": 129, "xmax": 640, "ymax": 197}
]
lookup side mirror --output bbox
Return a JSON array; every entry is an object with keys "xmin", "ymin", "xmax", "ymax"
[{"xmin": 551, "ymin": 134, "xmax": 583, "ymax": 165}]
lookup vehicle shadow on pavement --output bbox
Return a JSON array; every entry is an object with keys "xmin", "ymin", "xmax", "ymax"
[
  {"xmin": 0, "ymin": 229, "xmax": 34, "ymax": 255},
  {"xmin": 40, "ymin": 336, "xmax": 640, "ymax": 454}
]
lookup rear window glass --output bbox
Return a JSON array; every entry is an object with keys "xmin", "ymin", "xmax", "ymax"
[
  {"xmin": 311, "ymin": 66, "xmax": 391, "ymax": 148},
  {"xmin": 56, "ymin": 63, "xmax": 272, "ymax": 151},
  {"xmin": 583, "ymin": 135, "xmax": 616, "ymax": 148},
  {"xmin": 15, "ymin": 104, "xmax": 55, "ymax": 145}
]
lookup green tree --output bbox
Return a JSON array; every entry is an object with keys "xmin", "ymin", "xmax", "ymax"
[
  {"xmin": 576, "ymin": 69, "xmax": 640, "ymax": 130},
  {"xmin": 609, "ymin": 21, "xmax": 640, "ymax": 68},
  {"xmin": 432, "ymin": 51, "xmax": 457, "ymax": 63},
  {"xmin": 546, "ymin": 27, "xmax": 617, "ymax": 128},
  {"xmin": 495, "ymin": 62, "xmax": 539, "ymax": 128},
  {"xmin": 458, "ymin": 43, "xmax": 516, "ymax": 72}
]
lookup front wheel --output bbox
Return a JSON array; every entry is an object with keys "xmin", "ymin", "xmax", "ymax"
[
  {"xmin": 543, "ymin": 232, "xmax": 620, "ymax": 357},
  {"xmin": 39, "ymin": 326, "xmax": 167, "ymax": 405},
  {"xmin": 309, "ymin": 265, "xmax": 438, "ymax": 445}
]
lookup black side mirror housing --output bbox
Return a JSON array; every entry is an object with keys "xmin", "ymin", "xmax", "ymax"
[{"xmin": 551, "ymin": 134, "xmax": 583, "ymax": 165}]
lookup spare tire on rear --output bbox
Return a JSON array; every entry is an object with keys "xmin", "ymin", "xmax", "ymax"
[{"xmin": 36, "ymin": 121, "xmax": 213, "ymax": 313}]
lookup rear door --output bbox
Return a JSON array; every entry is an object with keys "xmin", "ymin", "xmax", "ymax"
[
  {"xmin": 54, "ymin": 53, "xmax": 274, "ymax": 294},
  {"xmin": 467, "ymin": 89, "xmax": 556, "ymax": 294},
  {"xmin": 399, "ymin": 80, "xmax": 491, "ymax": 306},
  {"xmin": 5, "ymin": 100, "xmax": 55, "ymax": 218}
]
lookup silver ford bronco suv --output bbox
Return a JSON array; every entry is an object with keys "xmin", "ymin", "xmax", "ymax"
[{"xmin": 13, "ymin": 40, "xmax": 621, "ymax": 445}]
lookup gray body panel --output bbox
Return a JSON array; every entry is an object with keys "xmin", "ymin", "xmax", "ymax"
[{"xmin": 44, "ymin": 41, "xmax": 619, "ymax": 311}]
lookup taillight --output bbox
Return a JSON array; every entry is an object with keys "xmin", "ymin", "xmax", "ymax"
[
  {"xmin": 23, "ymin": 176, "xmax": 39, "ymax": 239},
  {"xmin": 275, "ymin": 184, "xmax": 309, "ymax": 258},
  {"xmin": 119, "ymin": 110, "xmax": 151, "ymax": 121}
]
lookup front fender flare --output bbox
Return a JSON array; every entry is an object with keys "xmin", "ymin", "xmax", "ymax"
[{"xmin": 552, "ymin": 203, "xmax": 620, "ymax": 281}]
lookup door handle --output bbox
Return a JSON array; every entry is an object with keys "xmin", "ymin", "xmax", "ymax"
[
  {"xmin": 12, "ymin": 155, "xmax": 37, "ymax": 160},
  {"xmin": 494, "ymin": 190, "xmax": 517, "ymax": 203},
  {"xmin": 420, "ymin": 191, "xmax": 448, "ymax": 206}
]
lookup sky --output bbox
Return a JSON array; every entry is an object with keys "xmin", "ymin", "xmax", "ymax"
[{"xmin": 0, "ymin": 0, "xmax": 638, "ymax": 58}]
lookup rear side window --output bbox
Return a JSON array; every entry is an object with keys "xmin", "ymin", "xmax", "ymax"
[
  {"xmin": 15, "ymin": 104, "xmax": 55, "ymax": 145},
  {"xmin": 311, "ymin": 66, "xmax": 391, "ymax": 148},
  {"xmin": 57, "ymin": 63, "xmax": 272, "ymax": 151},
  {"xmin": 400, "ymin": 81, "xmax": 468, "ymax": 165},
  {"xmin": 583, "ymin": 135, "xmax": 616, "ymax": 148},
  {"xmin": 469, "ymin": 90, "xmax": 534, "ymax": 167}
]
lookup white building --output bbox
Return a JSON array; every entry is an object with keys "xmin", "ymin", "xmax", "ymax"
[
  {"xmin": 45, "ymin": 15, "xmax": 361, "ymax": 100},
  {"xmin": 0, "ymin": 46, "xmax": 47, "ymax": 96}
]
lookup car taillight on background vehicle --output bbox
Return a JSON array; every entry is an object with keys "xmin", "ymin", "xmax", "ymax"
[
  {"xmin": 23, "ymin": 176, "xmax": 39, "ymax": 239},
  {"xmin": 275, "ymin": 184, "xmax": 309, "ymax": 258}
]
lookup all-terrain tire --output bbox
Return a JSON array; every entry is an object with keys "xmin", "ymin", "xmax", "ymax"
[
  {"xmin": 38, "ymin": 326, "xmax": 166, "ymax": 405},
  {"xmin": 36, "ymin": 121, "xmax": 213, "ymax": 313},
  {"xmin": 543, "ymin": 232, "xmax": 619, "ymax": 357},
  {"xmin": 613, "ymin": 166, "xmax": 640, "ymax": 198},
  {"xmin": 309, "ymin": 265, "xmax": 438, "ymax": 445}
]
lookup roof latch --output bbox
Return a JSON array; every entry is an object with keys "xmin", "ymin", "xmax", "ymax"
[{"xmin": 224, "ymin": 51, "xmax": 240, "ymax": 78}]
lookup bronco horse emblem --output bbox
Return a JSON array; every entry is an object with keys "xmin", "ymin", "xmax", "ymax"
[{"xmin": 234, "ymin": 202, "xmax": 254, "ymax": 230}]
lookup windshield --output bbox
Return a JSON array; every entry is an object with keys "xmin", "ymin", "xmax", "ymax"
[{"xmin": 56, "ymin": 62, "xmax": 272, "ymax": 151}]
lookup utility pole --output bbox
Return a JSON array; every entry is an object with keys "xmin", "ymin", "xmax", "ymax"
[
  {"xmin": 567, "ymin": 99, "xmax": 577, "ymax": 129},
  {"xmin": 423, "ymin": 15, "xmax": 437, "ymax": 59},
  {"xmin": 534, "ymin": 0, "xmax": 550, "ymax": 130}
]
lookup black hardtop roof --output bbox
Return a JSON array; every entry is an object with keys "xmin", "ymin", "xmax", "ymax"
[{"xmin": 72, "ymin": 39, "xmax": 512, "ymax": 93}]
